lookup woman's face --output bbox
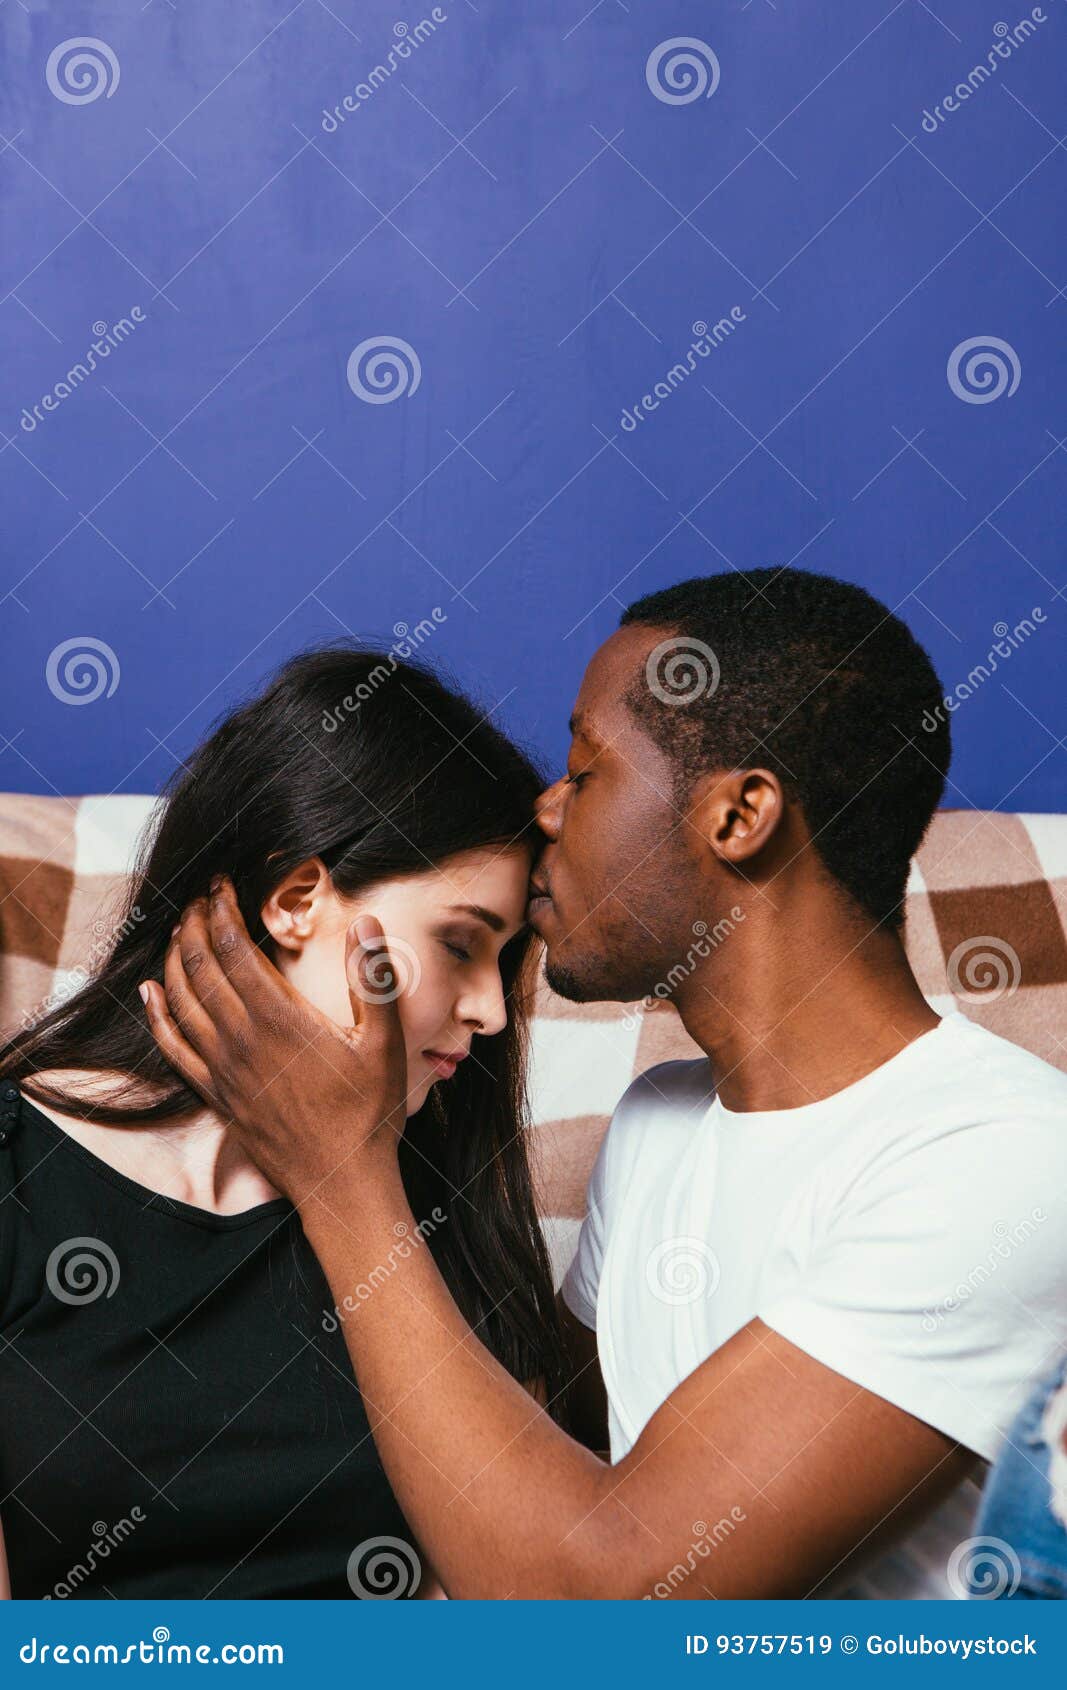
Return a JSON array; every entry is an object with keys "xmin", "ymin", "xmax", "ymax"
[{"xmin": 261, "ymin": 845, "xmax": 532, "ymax": 1116}]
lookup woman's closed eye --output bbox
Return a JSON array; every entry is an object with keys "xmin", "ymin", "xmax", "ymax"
[{"xmin": 436, "ymin": 929, "xmax": 475, "ymax": 963}]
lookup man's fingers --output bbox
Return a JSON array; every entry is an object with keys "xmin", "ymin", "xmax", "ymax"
[
  {"xmin": 173, "ymin": 895, "xmax": 245, "ymax": 1023},
  {"xmin": 206, "ymin": 878, "xmax": 270, "ymax": 993},
  {"xmin": 139, "ymin": 979, "xmax": 222, "ymax": 1109},
  {"xmin": 345, "ymin": 915, "xmax": 406, "ymax": 1045},
  {"xmin": 207, "ymin": 876, "xmax": 292, "ymax": 1012},
  {"xmin": 164, "ymin": 921, "xmax": 223, "ymax": 1058}
]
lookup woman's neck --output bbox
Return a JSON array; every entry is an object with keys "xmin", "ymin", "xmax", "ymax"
[{"xmin": 23, "ymin": 1069, "xmax": 282, "ymax": 1216}]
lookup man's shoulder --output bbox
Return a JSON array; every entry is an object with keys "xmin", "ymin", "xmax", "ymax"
[
  {"xmin": 615, "ymin": 1056, "xmax": 716, "ymax": 1122},
  {"xmin": 913, "ymin": 1012, "xmax": 1067, "ymax": 1122},
  {"xmin": 845, "ymin": 1015, "xmax": 1067, "ymax": 1218},
  {"xmin": 597, "ymin": 1057, "xmax": 715, "ymax": 1175}
]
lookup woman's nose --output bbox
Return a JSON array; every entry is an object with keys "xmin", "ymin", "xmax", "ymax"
[{"xmin": 459, "ymin": 975, "xmax": 508, "ymax": 1040}]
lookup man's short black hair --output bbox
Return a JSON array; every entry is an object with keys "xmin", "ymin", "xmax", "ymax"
[{"xmin": 620, "ymin": 567, "xmax": 950, "ymax": 931}]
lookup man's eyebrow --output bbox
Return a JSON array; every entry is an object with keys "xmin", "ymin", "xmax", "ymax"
[
  {"xmin": 445, "ymin": 903, "xmax": 506, "ymax": 933},
  {"xmin": 568, "ymin": 711, "xmax": 596, "ymax": 742}
]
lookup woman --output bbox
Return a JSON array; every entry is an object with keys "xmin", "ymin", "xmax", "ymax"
[
  {"xmin": 0, "ymin": 646, "xmax": 566, "ymax": 1599},
  {"xmin": 969, "ymin": 1353, "xmax": 1067, "ymax": 1599}
]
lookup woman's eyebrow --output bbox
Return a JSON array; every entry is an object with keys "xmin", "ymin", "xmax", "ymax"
[{"xmin": 444, "ymin": 903, "xmax": 506, "ymax": 933}]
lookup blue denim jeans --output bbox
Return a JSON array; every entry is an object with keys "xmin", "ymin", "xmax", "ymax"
[{"xmin": 974, "ymin": 1353, "xmax": 1067, "ymax": 1599}]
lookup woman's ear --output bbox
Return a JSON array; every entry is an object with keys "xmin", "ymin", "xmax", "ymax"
[{"xmin": 259, "ymin": 857, "xmax": 333, "ymax": 953}]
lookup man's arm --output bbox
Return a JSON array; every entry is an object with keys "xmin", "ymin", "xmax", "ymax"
[
  {"xmin": 294, "ymin": 1162, "xmax": 975, "ymax": 1599},
  {"xmin": 142, "ymin": 882, "xmax": 976, "ymax": 1599}
]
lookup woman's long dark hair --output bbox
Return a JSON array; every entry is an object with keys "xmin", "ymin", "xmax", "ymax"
[{"xmin": 0, "ymin": 645, "xmax": 569, "ymax": 1414}]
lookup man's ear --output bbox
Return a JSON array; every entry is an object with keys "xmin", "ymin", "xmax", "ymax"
[
  {"xmin": 685, "ymin": 768, "xmax": 787, "ymax": 867},
  {"xmin": 259, "ymin": 857, "xmax": 333, "ymax": 953}
]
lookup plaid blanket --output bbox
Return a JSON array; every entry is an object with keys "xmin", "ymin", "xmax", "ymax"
[{"xmin": 3, "ymin": 793, "xmax": 1066, "ymax": 1274}]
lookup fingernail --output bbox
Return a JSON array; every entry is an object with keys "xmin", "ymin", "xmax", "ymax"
[
  {"xmin": 138, "ymin": 983, "xmax": 149, "ymax": 1004},
  {"xmin": 171, "ymin": 923, "xmax": 181, "ymax": 938},
  {"xmin": 210, "ymin": 874, "xmax": 223, "ymax": 893}
]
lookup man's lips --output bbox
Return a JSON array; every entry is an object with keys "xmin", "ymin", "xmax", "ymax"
[
  {"xmin": 527, "ymin": 878, "xmax": 552, "ymax": 922},
  {"xmin": 423, "ymin": 1048, "xmax": 468, "ymax": 1079}
]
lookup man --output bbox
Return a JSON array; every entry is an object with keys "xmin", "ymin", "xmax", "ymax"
[{"xmin": 142, "ymin": 566, "xmax": 1067, "ymax": 1599}]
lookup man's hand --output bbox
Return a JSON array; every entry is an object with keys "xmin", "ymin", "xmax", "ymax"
[{"xmin": 139, "ymin": 876, "xmax": 407, "ymax": 1207}]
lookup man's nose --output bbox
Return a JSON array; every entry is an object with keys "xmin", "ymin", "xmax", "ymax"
[{"xmin": 534, "ymin": 777, "xmax": 567, "ymax": 839}]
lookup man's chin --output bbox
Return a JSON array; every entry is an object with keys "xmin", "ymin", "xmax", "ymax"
[{"xmin": 543, "ymin": 949, "xmax": 628, "ymax": 1006}]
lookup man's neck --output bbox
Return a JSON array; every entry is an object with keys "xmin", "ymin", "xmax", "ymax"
[{"xmin": 676, "ymin": 901, "xmax": 939, "ymax": 1113}]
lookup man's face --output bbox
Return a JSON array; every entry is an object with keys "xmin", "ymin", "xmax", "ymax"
[{"xmin": 527, "ymin": 625, "xmax": 705, "ymax": 1004}]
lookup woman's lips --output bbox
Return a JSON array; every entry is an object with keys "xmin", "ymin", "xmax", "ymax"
[{"xmin": 423, "ymin": 1050, "xmax": 464, "ymax": 1080}]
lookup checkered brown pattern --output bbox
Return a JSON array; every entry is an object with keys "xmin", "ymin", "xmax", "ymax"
[{"xmin": 3, "ymin": 794, "xmax": 1065, "ymax": 1276}]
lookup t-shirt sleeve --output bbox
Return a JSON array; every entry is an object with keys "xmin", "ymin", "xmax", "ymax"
[{"xmin": 758, "ymin": 1118, "xmax": 1067, "ymax": 1464}]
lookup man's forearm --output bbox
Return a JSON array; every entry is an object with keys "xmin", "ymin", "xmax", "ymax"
[{"xmin": 301, "ymin": 1158, "xmax": 615, "ymax": 1599}]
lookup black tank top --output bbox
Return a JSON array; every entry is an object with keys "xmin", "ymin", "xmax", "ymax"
[{"xmin": 0, "ymin": 1085, "xmax": 417, "ymax": 1598}]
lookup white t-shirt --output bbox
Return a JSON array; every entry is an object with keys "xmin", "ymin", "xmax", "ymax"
[{"xmin": 561, "ymin": 1011, "xmax": 1067, "ymax": 1599}]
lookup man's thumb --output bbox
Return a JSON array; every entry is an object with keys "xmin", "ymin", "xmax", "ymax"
[{"xmin": 345, "ymin": 914, "xmax": 410, "ymax": 1025}]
